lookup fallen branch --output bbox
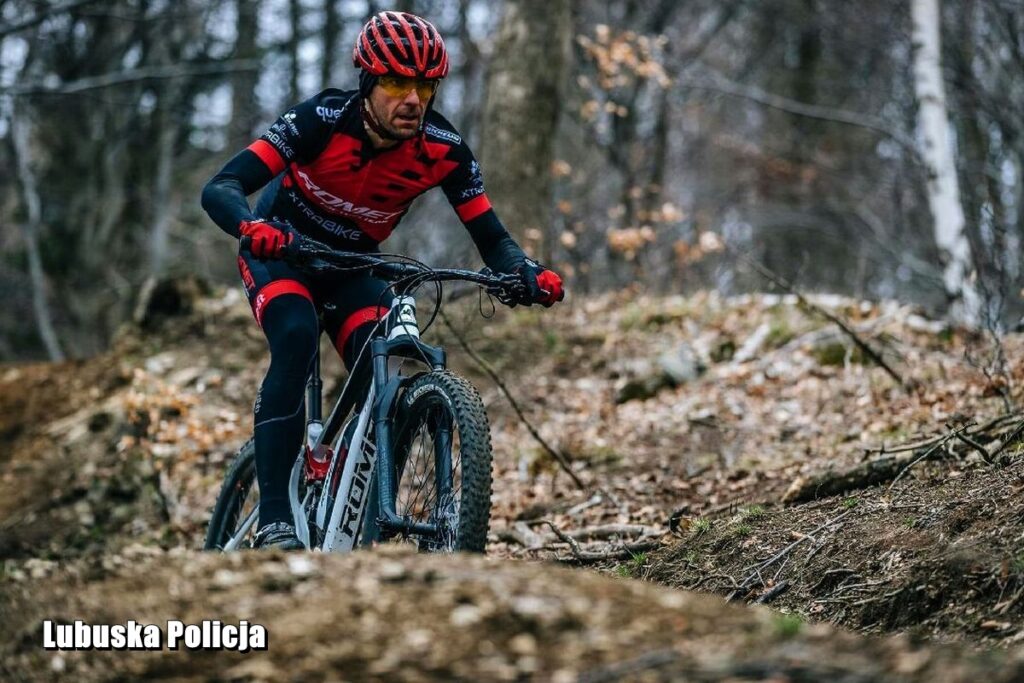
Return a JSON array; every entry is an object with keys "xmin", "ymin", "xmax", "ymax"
[
  {"xmin": 784, "ymin": 423, "xmax": 983, "ymax": 503},
  {"xmin": 439, "ymin": 309, "xmax": 586, "ymax": 490}
]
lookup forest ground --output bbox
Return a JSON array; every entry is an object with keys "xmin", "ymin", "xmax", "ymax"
[{"xmin": 3, "ymin": 281, "xmax": 1024, "ymax": 680}]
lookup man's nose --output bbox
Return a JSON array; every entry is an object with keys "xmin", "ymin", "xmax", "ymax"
[{"xmin": 402, "ymin": 88, "xmax": 421, "ymax": 106}]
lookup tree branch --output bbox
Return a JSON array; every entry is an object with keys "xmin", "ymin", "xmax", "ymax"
[
  {"xmin": 3, "ymin": 59, "xmax": 262, "ymax": 97},
  {"xmin": 677, "ymin": 69, "xmax": 920, "ymax": 158},
  {"xmin": 0, "ymin": 0, "xmax": 106, "ymax": 39}
]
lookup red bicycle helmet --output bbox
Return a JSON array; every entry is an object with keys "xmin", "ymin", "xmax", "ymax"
[{"xmin": 353, "ymin": 11, "xmax": 449, "ymax": 79}]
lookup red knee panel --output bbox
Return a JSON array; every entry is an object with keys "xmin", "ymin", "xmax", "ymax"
[
  {"xmin": 252, "ymin": 280, "xmax": 313, "ymax": 326},
  {"xmin": 335, "ymin": 306, "xmax": 389, "ymax": 355}
]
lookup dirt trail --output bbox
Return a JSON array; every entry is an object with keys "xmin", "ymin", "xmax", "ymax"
[
  {"xmin": 3, "ymin": 284, "xmax": 1024, "ymax": 679},
  {"xmin": 4, "ymin": 548, "xmax": 1023, "ymax": 682}
]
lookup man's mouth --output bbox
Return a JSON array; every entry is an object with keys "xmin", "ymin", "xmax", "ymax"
[{"xmin": 394, "ymin": 110, "xmax": 420, "ymax": 125}]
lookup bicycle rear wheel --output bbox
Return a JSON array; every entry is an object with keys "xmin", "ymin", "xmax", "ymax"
[
  {"xmin": 203, "ymin": 439, "xmax": 259, "ymax": 550},
  {"xmin": 388, "ymin": 370, "xmax": 493, "ymax": 552}
]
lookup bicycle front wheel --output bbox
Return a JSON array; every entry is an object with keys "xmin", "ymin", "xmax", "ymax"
[
  {"xmin": 203, "ymin": 439, "xmax": 259, "ymax": 551},
  {"xmin": 388, "ymin": 370, "xmax": 493, "ymax": 552}
]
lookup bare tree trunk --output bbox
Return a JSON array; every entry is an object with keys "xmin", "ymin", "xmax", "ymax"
[
  {"xmin": 149, "ymin": 104, "xmax": 177, "ymax": 276},
  {"xmin": 479, "ymin": 0, "xmax": 572, "ymax": 261},
  {"xmin": 231, "ymin": 0, "xmax": 261, "ymax": 148},
  {"xmin": 911, "ymin": 0, "xmax": 980, "ymax": 324},
  {"xmin": 453, "ymin": 0, "xmax": 484, "ymax": 139},
  {"xmin": 321, "ymin": 0, "xmax": 341, "ymax": 90},
  {"xmin": 10, "ymin": 108, "xmax": 66, "ymax": 361},
  {"xmin": 288, "ymin": 0, "xmax": 302, "ymax": 102}
]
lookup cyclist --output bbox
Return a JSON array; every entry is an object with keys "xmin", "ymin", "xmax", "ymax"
[{"xmin": 201, "ymin": 11, "xmax": 564, "ymax": 550}]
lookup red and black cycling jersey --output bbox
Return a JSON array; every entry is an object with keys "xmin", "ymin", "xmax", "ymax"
[{"xmin": 202, "ymin": 89, "xmax": 524, "ymax": 272}]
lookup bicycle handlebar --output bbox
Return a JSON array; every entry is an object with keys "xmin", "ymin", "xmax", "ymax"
[{"xmin": 241, "ymin": 233, "xmax": 525, "ymax": 302}]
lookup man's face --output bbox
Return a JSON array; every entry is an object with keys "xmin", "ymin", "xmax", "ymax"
[{"xmin": 367, "ymin": 76, "xmax": 438, "ymax": 139}]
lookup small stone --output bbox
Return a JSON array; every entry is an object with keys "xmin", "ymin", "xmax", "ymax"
[
  {"xmin": 379, "ymin": 561, "xmax": 408, "ymax": 582},
  {"xmin": 286, "ymin": 555, "xmax": 316, "ymax": 578},
  {"xmin": 407, "ymin": 629, "xmax": 432, "ymax": 651},
  {"xmin": 508, "ymin": 633, "xmax": 537, "ymax": 656},
  {"xmin": 51, "ymin": 655, "xmax": 66, "ymax": 673},
  {"xmin": 212, "ymin": 569, "xmax": 241, "ymax": 588},
  {"xmin": 450, "ymin": 604, "xmax": 482, "ymax": 627}
]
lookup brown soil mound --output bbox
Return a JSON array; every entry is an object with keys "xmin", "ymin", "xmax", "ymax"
[
  {"xmin": 3, "ymin": 548, "xmax": 1023, "ymax": 682},
  {"xmin": 646, "ymin": 454, "xmax": 1024, "ymax": 646}
]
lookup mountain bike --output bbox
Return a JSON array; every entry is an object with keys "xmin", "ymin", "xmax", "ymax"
[{"xmin": 203, "ymin": 234, "xmax": 524, "ymax": 553}]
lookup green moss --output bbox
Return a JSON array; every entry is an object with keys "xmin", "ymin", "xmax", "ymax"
[
  {"xmin": 741, "ymin": 505, "xmax": 767, "ymax": 521},
  {"xmin": 813, "ymin": 342, "xmax": 868, "ymax": 367},
  {"xmin": 773, "ymin": 613, "xmax": 804, "ymax": 639},
  {"xmin": 765, "ymin": 320, "xmax": 795, "ymax": 348}
]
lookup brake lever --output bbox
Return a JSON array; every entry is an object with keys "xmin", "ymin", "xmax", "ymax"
[{"xmin": 480, "ymin": 270, "xmax": 525, "ymax": 307}]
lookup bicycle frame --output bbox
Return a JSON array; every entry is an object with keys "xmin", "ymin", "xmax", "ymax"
[{"xmin": 289, "ymin": 293, "xmax": 448, "ymax": 552}]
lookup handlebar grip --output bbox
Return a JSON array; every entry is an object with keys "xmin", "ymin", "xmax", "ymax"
[{"xmin": 239, "ymin": 236, "xmax": 252, "ymax": 252}]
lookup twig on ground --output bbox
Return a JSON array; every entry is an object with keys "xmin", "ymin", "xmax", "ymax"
[
  {"xmin": 754, "ymin": 580, "xmax": 791, "ymax": 604},
  {"xmin": 988, "ymin": 418, "xmax": 1024, "ymax": 463},
  {"xmin": 728, "ymin": 509, "xmax": 853, "ymax": 601},
  {"xmin": 566, "ymin": 493, "xmax": 604, "ymax": 516},
  {"xmin": 888, "ymin": 425, "xmax": 969, "ymax": 493},
  {"xmin": 686, "ymin": 573, "xmax": 740, "ymax": 590},
  {"xmin": 865, "ymin": 434, "xmax": 946, "ymax": 457},
  {"xmin": 810, "ymin": 568, "xmax": 858, "ymax": 594},
  {"xmin": 996, "ymin": 583, "xmax": 1024, "ymax": 615},
  {"xmin": 494, "ymin": 521, "xmax": 547, "ymax": 549},
  {"xmin": 439, "ymin": 309, "xmax": 586, "ymax": 490},
  {"xmin": 541, "ymin": 520, "xmax": 663, "ymax": 563},
  {"xmin": 954, "ymin": 429, "xmax": 992, "ymax": 464}
]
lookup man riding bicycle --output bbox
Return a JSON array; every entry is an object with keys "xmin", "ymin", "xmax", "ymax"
[{"xmin": 201, "ymin": 11, "xmax": 564, "ymax": 550}]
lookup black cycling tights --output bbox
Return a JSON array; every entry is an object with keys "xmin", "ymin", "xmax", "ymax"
[{"xmin": 254, "ymin": 295, "xmax": 377, "ymax": 526}]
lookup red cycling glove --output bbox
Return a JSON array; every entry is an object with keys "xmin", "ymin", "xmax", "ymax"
[
  {"xmin": 534, "ymin": 268, "xmax": 565, "ymax": 306},
  {"xmin": 517, "ymin": 258, "xmax": 565, "ymax": 307},
  {"xmin": 239, "ymin": 220, "xmax": 293, "ymax": 259}
]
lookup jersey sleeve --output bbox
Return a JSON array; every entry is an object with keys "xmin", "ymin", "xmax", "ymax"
[
  {"xmin": 201, "ymin": 90, "xmax": 351, "ymax": 238},
  {"xmin": 439, "ymin": 137, "xmax": 492, "ymax": 223}
]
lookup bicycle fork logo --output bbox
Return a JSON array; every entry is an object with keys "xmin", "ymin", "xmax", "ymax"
[{"xmin": 339, "ymin": 454, "xmax": 373, "ymax": 537}]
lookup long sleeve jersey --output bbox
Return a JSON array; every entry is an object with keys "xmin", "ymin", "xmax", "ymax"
[{"xmin": 201, "ymin": 88, "xmax": 525, "ymax": 272}]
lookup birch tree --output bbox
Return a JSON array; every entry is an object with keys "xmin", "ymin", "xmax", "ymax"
[
  {"xmin": 911, "ymin": 0, "xmax": 980, "ymax": 324},
  {"xmin": 10, "ymin": 107, "xmax": 66, "ymax": 361}
]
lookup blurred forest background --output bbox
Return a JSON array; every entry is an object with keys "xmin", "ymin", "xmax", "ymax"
[{"xmin": 1, "ymin": 0, "xmax": 1022, "ymax": 361}]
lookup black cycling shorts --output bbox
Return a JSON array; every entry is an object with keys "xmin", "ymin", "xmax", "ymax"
[{"xmin": 236, "ymin": 246, "xmax": 394, "ymax": 358}]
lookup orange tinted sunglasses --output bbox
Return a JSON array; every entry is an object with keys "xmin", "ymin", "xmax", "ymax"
[{"xmin": 378, "ymin": 75, "xmax": 439, "ymax": 100}]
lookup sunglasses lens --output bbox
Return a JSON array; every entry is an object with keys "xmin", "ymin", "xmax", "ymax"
[{"xmin": 379, "ymin": 76, "xmax": 436, "ymax": 99}]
